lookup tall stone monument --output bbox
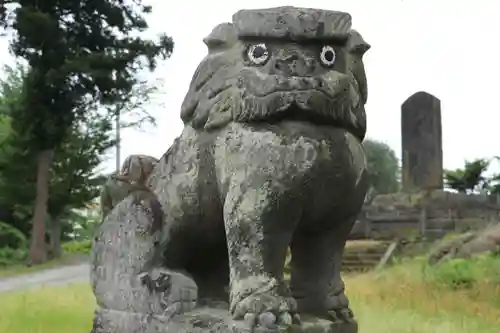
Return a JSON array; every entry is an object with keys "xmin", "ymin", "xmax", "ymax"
[
  {"xmin": 401, "ymin": 91, "xmax": 443, "ymax": 191},
  {"xmin": 90, "ymin": 6, "xmax": 371, "ymax": 333}
]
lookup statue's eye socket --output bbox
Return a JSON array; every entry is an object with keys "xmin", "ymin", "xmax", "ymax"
[
  {"xmin": 320, "ymin": 45, "xmax": 336, "ymax": 66},
  {"xmin": 247, "ymin": 43, "xmax": 269, "ymax": 65}
]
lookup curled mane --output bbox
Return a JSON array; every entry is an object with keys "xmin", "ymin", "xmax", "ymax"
[
  {"xmin": 180, "ymin": 23, "xmax": 243, "ymax": 130},
  {"xmin": 180, "ymin": 21, "xmax": 370, "ymax": 141}
]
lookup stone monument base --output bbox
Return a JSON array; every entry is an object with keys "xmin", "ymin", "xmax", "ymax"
[{"xmin": 91, "ymin": 306, "xmax": 357, "ymax": 333}]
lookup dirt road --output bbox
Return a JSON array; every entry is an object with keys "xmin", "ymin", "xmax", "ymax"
[{"xmin": 0, "ymin": 263, "xmax": 90, "ymax": 293}]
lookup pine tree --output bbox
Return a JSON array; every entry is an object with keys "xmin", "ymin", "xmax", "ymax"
[{"xmin": 0, "ymin": 0, "xmax": 173, "ymax": 263}]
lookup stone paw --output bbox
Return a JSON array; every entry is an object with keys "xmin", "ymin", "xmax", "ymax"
[
  {"xmin": 233, "ymin": 294, "xmax": 299, "ymax": 332},
  {"xmin": 327, "ymin": 307, "xmax": 356, "ymax": 324},
  {"xmin": 138, "ymin": 271, "xmax": 172, "ymax": 293}
]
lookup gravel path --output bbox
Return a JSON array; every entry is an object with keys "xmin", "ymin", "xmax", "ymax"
[{"xmin": 0, "ymin": 263, "xmax": 90, "ymax": 293}]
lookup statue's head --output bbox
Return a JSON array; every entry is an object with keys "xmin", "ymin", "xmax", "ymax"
[
  {"xmin": 180, "ymin": 6, "xmax": 370, "ymax": 140},
  {"xmin": 119, "ymin": 154, "xmax": 158, "ymax": 183}
]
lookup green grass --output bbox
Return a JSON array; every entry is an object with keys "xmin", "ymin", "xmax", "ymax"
[
  {"xmin": 0, "ymin": 257, "xmax": 499, "ymax": 333},
  {"xmin": 346, "ymin": 256, "xmax": 500, "ymax": 332},
  {"xmin": 0, "ymin": 283, "xmax": 95, "ymax": 333},
  {"xmin": 353, "ymin": 303, "xmax": 497, "ymax": 333}
]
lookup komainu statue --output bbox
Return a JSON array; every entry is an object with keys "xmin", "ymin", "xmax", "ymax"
[{"xmin": 90, "ymin": 6, "xmax": 370, "ymax": 333}]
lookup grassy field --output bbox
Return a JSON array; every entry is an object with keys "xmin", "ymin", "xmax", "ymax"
[
  {"xmin": 0, "ymin": 258, "xmax": 499, "ymax": 333},
  {"xmin": 347, "ymin": 258, "xmax": 500, "ymax": 333}
]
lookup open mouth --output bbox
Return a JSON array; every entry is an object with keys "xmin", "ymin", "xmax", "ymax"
[
  {"xmin": 243, "ymin": 74, "xmax": 336, "ymax": 98},
  {"xmin": 248, "ymin": 102, "xmax": 345, "ymax": 127},
  {"xmin": 255, "ymin": 88, "xmax": 333, "ymax": 99}
]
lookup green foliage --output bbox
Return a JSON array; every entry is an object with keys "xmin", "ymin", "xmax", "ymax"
[
  {"xmin": 427, "ymin": 258, "xmax": 478, "ymax": 289},
  {"xmin": 0, "ymin": 0, "xmax": 173, "ymax": 263},
  {"xmin": 487, "ymin": 158, "xmax": 500, "ymax": 195},
  {"xmin": 362, "ymin": 139, "xmax": 400, "ymax": 197},
  {"xmin": 423, "ymin": 254, "xmax": 500, "ymax": 289},
  {"xmin": 0, "ymin": 246, "xmax": 27, "ymax": 266},
  {"xmin": 0, "ymin": 238, "xmax": 92, "ymax": 268},
  {"xmin": 61, "ymin": 240, "xmax": 91, "ymax": 255},
  {"xmin": 0, "ymin": 216, "xmax": 28, "ymax": 267},
  {"xmin": 61, "ymin": 210, "xmax": 100, "ymax": 242},
  {"xmin": 47, "ymin": 110, "xmax": 113, "ymax": 220},
  {"xmin": 1, "ymin": 0, "xmax": 174, "ymax": 151},
  {"xmin": 0, "ymin": 64, "xmax": 112, "ymax": 238},
  {"xmin": 444, "ymin": 158, "xmax": 490, "ymax": 193},
  {"xmin": 0, "ymin": 221, "xmax": 27, "ymax": 248},
  {"xmin": 0, "ymin": 115, "xmax": 10, "ymax": 142}
]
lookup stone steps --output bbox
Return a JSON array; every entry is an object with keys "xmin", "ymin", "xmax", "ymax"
[
  {"xmin": 341, "ymin": 241, "xmax": 392, "ymax": 272},
  {"xmin": 283, "ymin": 241, "xmax": 392, "ymax": 275}
]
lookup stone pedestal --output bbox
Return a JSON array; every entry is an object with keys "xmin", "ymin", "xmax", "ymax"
[{"xmin": 91, "ymin": 306, "xmax": 357, "ymax": 333}]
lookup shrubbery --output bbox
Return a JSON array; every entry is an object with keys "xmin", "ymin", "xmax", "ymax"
[
  {"xmin": 0, "ymin": 239, "xmax": 93, "ymax": 267},
  {"xmin": 423, "ymin": 253, "xmax": 500, "ymax": 289},
  {"xmin": 0, "ymin": 222, "xmax": 28, "ymax": 266},
  {"xmin": 0, "ymin": 221, "xmax": 27, "ymax": 249},
  {"xmin": 61, "ymin": 240, "xmax": 92, "ymax": 254},
  {"xmin": 0, "ymin": 218, "xmax": 93, "ymax": 267},
  {"xmin": 0, "ymin": 209, "xmax": 98, "ymax": 267},
  {"xmin": 0, "ymin": 247, "xmax": 27, "ymax": 266}
]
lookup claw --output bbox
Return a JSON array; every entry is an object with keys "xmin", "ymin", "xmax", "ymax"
[
  {"xmin": 244, "ymin": 313, "xmax": 257, "ymax": 328},
  {"xmin": 339, "ymin": 308, "xmax": 355, "ymax": 323},
  {"xmin": 278, "ymin": 312, "xmax": 292, "ymax": 326},
  {"xmin": 328, "ymin": 308, "xmax": 355, "ymax": 324},
  {"xmin": 327, "ymin": 310, "xmax": 339, "ymax": 323},
  {"xmin": 259, "ymin": 312, "xmax": 277, "ymax": 328},
  {"xmin": 240, "ymin": 308, "xmax": 295, "ymax": 332}
]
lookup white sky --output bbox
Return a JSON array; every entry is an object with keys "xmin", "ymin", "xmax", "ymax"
[{"xmin": 1, "ymin": 0, "xmax": 500, "ymax": 174}]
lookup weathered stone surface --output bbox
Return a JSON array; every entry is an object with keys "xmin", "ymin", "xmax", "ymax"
[
  {"xmin": 428, "ymin": 224, "xmax": 500, "ymax": 265},
  {"xmin": 351, "ymin": 190, "xmax": 500, "ymax": 241},
  {"xmin": 233, "ymin": 7, "xmax": 352, "ymax": 41},
  {"xmin": 91, "ymin": 6, "xmax": 371, "ymax": 333},
  {"xmin": 99, "ymin": 154, "xmax": 159, "ymax": 221},
  {"xmin": 369, "ymin": 190, "xmax": 500, "ymax": 211},
  {"xmin": 92, "ymin": 307, "xmax": 357, "ymax": 333},
  {"xmin": 91, "ymin": 193, "xmax": 198, "ymax": 318},
  {"xmin": 401, "ymin": 91, "xmax": 443, "ymax": 191}
]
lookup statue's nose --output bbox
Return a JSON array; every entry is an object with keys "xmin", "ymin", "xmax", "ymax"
[{"xmin": 271, "ymin": 54, "xmax": 310, "ymax": 77}]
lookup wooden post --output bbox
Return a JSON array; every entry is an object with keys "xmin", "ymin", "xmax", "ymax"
[
  {"xmin": 376, "ymin": 241, "xmax": 399, "ymax": 271},
  {"xmin": 419, "ymin": 207, "xmax": 427, "ymax": 236},
  {"xmin": 357, "ymin": 210, "xmax": 370, "ymax": 239},
  {"xmin": 448, "ymin": 209, "xmax": 455, "ymax": 233},
  {"xmin": 364, "ymin": 218, "xmax": 372, "ymax": 238}
]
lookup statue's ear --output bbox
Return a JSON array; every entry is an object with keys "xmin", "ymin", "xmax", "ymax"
[
  {"xmin": 345, "ymin": 29, "xmax": 370, "ymax": 106},
  {"xmin": 203, "ymin": 23, "xmax": 237, "ymax": 51},
  {"xmin": 346, "ymin": 30, "xmax": 370, "ymax": 57}
]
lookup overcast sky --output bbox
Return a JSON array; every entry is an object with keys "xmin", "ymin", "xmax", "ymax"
[{"xmin": 1, "ymin": 0, "xmax": 499, "ymax": 174}]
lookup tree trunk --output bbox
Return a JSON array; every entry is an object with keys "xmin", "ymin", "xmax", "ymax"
[
  {"xmin": 27, "ymin": 149, "xmax": 54, "ymax": 265},
  {"xmin": 115, "ymin": 111, "xmax": 121, "ymax": 173},
  {"xmin": 48, "ymin": 218, "xmax": 62, "ymax": 259}
]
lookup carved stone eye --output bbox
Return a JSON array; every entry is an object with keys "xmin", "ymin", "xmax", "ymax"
[
  {"xmin": 247, "ymin": 43, "xmax": 269, "ymax": 65},
  {"xmin": 320, "ymin": 45, "xmax": 336, "ymax": 66}
]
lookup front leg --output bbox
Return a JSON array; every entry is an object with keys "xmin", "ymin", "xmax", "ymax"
[
  {"xmin": 291, "ymin": 167, "xmax": 368, "ymax": 326},
  {"xmin": 290, "ymin": 219, "xmax": 356, "ymax": 325},
  {"xmin": 224, "ymin": 180, "xmax": 300, "ymax": 330}
]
